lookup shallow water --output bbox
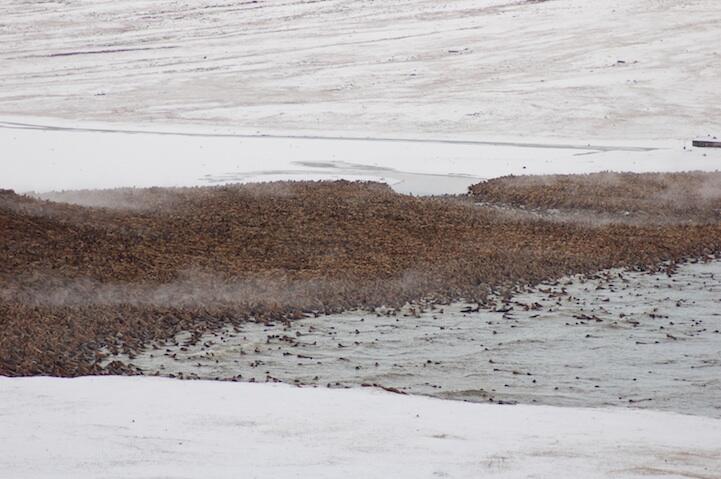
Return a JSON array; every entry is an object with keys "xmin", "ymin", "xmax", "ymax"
[
  {"xmin": 200, "ymin": 159, "xmax": 482, "ymax": 196},
  {"xmin": 115, "ymin": 261, "xmax": 721, "ymax": 417}
]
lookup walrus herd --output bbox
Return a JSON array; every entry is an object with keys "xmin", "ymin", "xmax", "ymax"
[
  {"xmin": 2, "ymin": 172, "xmax": 721, "ymax": 376},
  {"xmin": 470, "ymin": 171, "xmax": 721, "ymax": 223}
]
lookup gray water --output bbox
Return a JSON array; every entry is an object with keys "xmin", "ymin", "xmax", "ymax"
[
  {"xmin": 113, "ymin": 261, "xmax": 721, "ymax": 417},
  {"xmin": 200, "ymin": 160, "xmax": 482, "ymax": 196}
]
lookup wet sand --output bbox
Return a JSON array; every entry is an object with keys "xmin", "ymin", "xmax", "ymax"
[{"xmin": 114, "ymin": 260, "xmax": 721, "ymax": 417}]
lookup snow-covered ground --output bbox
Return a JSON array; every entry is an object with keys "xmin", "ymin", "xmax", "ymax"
[
  {"xmin": 1, "ymin": 0, "xmax": 720, "ymax": 141},
  {"xmin": 1, "ymin": 376, "xmax": 720, "ymax": 479}
]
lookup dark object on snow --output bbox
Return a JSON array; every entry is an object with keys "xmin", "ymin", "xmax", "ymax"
[{"xmin": 692, "ymin": 139, "xmax": 721, "ymax": 148}]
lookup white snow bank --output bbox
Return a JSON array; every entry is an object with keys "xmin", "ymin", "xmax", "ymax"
[{"xmin": 1, "ymin": 377, "xmax": 719, "ymax": 479}]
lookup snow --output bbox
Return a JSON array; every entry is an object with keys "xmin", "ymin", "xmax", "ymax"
[
  {"xmin": 1, "ymin": 0, "xmax": 720, "ymax": 141},
  {"xmin": 2, "ymin": 0, "xmax": 721, "ymax": 195},
  {"xmin": 1, "ymin": 376, "xmax": 720, "ymax": 479}
]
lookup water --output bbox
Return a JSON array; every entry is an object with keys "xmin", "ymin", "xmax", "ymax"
[
  {"xmin": 113, "ymin": 261, "xmax": 721, "ymax": 417},
  {"xmin": 200, "ymin": 159, "xmax": 483, "ymax": 196}
]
